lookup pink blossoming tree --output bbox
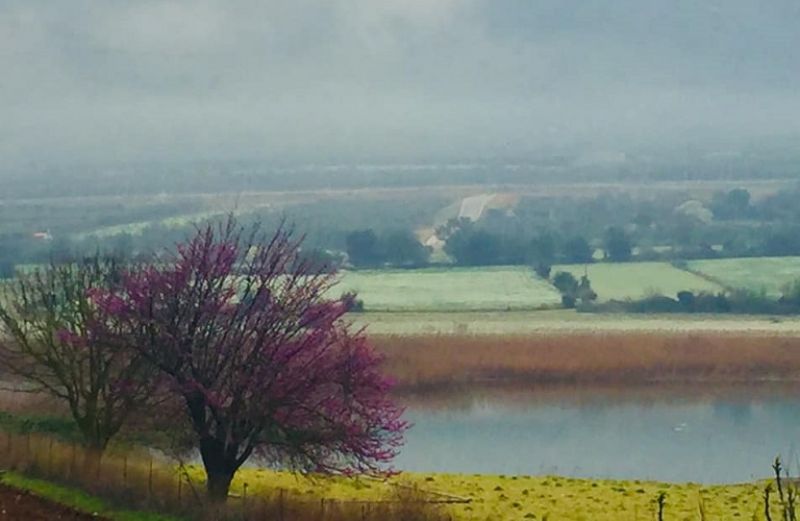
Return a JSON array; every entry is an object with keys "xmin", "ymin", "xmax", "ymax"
[{"xmin": 95, "ymin": 219, "xmax": 406, "ymax": 501}]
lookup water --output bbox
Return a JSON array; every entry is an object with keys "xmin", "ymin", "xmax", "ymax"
[{"xmin": 396, "ymin": 386, "xmax": 800, "ymax": 483}]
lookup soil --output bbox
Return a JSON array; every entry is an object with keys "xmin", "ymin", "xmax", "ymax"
[{"xmin": 0, "ymin": 483, "xmax": 109, "ymax": 520}]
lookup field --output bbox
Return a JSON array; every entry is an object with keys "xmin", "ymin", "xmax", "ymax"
[
  {"xmin": 374, "ymin": 332, "xmax": 800, "ymax": 388},
  {"xmin": 553, "ymin": 262, "xmax": 722, "ymax": 302},
  {"xmin": 213, "ymin": 467, "xmax": 777, "ymax": 521},
  {"xmin": 689, "ymin": 256, "xmax": 800, "ymax": 296},
  {"xmin": 354, "ymin": 310, "xmax": 800, "ymax": 335},
  {"xmin": 337, "ymin": 267, "xmax": 561, "ymax": 312}
]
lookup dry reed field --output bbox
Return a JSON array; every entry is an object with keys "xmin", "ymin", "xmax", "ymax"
[{"xmin": 374, "ymin": 332, "xmax": 800, "ymax": 389}]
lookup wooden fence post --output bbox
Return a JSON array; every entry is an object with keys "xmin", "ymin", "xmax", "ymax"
[
  {"xmin": 148, "ymin": 457, "xmax": 153, "ymax": 500},
  {"xmin": 70, "ymin": 443, "xmax": 76, "ymax": 479},
  {"xmin": 47, "ymin": 438, "xmax": 53, "ymax": 476}
]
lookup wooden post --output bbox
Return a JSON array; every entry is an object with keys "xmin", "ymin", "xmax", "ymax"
[
  {"xmin": 47, "ymin": 438, "xmax": 53, "ymax": 476},
  {"xmin": 278, "ymin": 488, "xmax": 285, "ymax": 521},
  {"xmin": 122, "ymin": 455, "xmax": 127, "ymax": 487},
  {"xmin": 148, "ymin": 457, "xmax": 153, "ymax": 500},
  {"xmin": 70, "ymin": 443, "xmax": 76, "ymax": 479},
  {"xmin": 177, "ymin": 473, "xmax": 182, "ymax": 504}
]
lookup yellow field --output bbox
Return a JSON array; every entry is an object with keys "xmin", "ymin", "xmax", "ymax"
[{"xmin": 195, "ymin": 467, "xmax": 774, "ymax": 521}]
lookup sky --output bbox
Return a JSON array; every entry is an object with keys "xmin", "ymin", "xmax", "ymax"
[{"xmin": 3, "ymin": 0, "xmax": 800, "ymax": 166}]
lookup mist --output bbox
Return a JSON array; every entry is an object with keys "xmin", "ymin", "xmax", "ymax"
[{"xmin": 3, "ymin": 0, "xmax": 800, "ymax": 167}]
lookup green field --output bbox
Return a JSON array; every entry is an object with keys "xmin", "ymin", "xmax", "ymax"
[
  {"xmin": 337, "ymin": 267, "xmax": 561, "ymax": 312},
  {"xmin": 688, "ymin": 257, "xmax": 800, "ymax": 296},
  {"xmin": 554, "ymin": 262, "xmax": 722, "ymax": 302}
]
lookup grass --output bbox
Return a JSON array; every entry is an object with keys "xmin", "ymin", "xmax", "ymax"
[
  {"xmin": 689, "ymin": 256, "xmax": 800, "ymax": 296},
  {"xmin": 374, "ymin": 333, "xmax": 800, "ymax": 388},
  {"xmin": 205, "ymin": 467, "xmax": 779, "ymax": 521},
  {"xmin": 337, "ymin": 267, "xmax": 561, "ymax": 312},
  {"xmin": 353, "ymin": 309, "xmax": 800, "ymax": 335},
  {"xmin": 553, "ymin": 262, "xmax": 722, "ymax": 301},
  {"xmin": 0, "ymin": 471, "xmax": 179, "ymax": 521}
]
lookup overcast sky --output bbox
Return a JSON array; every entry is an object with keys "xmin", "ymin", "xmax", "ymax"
[{"xmin": 3, "ymin": 0, "xmax": 800, "ymax": 166}]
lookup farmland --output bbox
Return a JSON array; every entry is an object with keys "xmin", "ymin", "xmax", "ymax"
[
  {"xmin": 354, "ymin": 310, "xmax": 800, "ymax": 335},
  {"xmin": 688, "ymin": 256, "xmax": 800, "ymax": 296},
  {"xmin": 337, "ymin": 267, "xmax": 561, "ymax": 312},
  {"xmin": 337, "ymin": 262, "xmax": 725, "ymax": 313},
  {"xmin": 553, "ymin": 262, "xmax": 722, "ymax": 302}
]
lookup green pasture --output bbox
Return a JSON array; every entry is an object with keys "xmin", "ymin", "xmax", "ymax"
[
  {"xmin": 553, "ymin": 262, "xmax": 722, "ymax": 301},
  {"xmin": 688, "ymin": 257, "xmax": 800, "ymax": 296},
  {"xmin": 337, "ymin": 267, "xmax": 561, "ymax": 312}
]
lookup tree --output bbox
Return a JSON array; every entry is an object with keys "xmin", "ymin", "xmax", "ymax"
[
  {"xmin": 0, "ymin": 257, "xmax": 157, "ymax": 464},
  {"xmin": 381, "ymin": 229, "xmax": 430, "ymax": 267},
  {"xmin": 345, "ymin": 229, "xmax": 382, "ymax": 267},
  {"xmin": 443, "ymin": 220, "xmax": 502, "ymax": 266},
  {"xmin": 562, "ymin": 236, "xmax": 593, "ymax": 264},
  {"xmin": 552, "ymin": 271, "xmax": 579, "ymax": 308},
  {"xmin": 96, "ymin": 220, "xmax": 406, "ymax": 501},
  {"xmin": 604, "ymin": 227, "xmax": 633, "ymax": 262},
  {"xmin": 528, "ymin": 233, "xmax": 556, "ymax": 277},
  {"xmin": 576, "ymin": 274, "xmax": 597, "ymax": 303},
  {"xmin": 711, "ymin": 188, "xmax": 751, "ymax": 220}
]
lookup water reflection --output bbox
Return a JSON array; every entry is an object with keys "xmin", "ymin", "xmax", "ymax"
[{"xmin": 396, "ymin": 384, "xmax": 800, "ymax": 483}]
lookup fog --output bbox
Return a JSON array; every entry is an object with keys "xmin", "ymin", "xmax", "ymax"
[{"xmin": 3, "ymin": 0, "xmax": 800, "ymax": 167}]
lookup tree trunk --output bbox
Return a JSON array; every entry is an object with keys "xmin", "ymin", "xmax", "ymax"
[
  {"xmin": 81, "ymin": 445, "xmax": 104, "ymax": 485},
  {"xmin": 200, "ymin": 437, "xmax": 237, "ymax": 502},
  {"xmin": 206, "ymin": 468, "xmax": 236, "ymax": 502}
]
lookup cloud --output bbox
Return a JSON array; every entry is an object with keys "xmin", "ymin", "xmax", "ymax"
[{"xmin": 2, "ymin": 0, "xmax": 800, "ymax": 167}]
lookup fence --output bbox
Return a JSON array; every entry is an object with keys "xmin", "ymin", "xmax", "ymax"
[{"xmin": 0, "ymin": 429, "xmax": 459, "ymax": 521}]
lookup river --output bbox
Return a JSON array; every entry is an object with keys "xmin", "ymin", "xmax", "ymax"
[{"xmin": 396, "ymin": 384, "xmax": 800, "ymax": 483}]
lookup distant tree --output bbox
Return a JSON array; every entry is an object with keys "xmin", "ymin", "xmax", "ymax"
[
  {"xmin": 711, "ymin": 188, "xmax": 752, "ymax": 220},
  {"xmin": 562, "ymin": 236, "xmax": 594, "ymax": 264},
  {"xmin": 111, "ymin": 233, "xmax": 134, "ymax": 259},
  {"xmin": 297, "ymin": 248, "xmax": 345, "ymax": 273},
  {"xmin": 762, "ymin": 228, "xmax": 800, "ymax": 257},
  {"xmin": 576, "ymin": 274, "xmax": 597, "ymax": 303},
  {"xmin": 533, "ymin": 263, "xmax": 551, "ymax": 279},
  {"xmin": 381, "ymin": 229, "xmax": 430, "ymax": 267},
  {"xmin": 552, "ymin": 271, "xmax": 578, "ymax": 294},
  {"xmin": 96, "ymin": 220, "xmax": 406, "ymax": 501},
  {"xmin": 527, "ymin": 233, "xmax": 556, "ymax": 276},
  {"xmin": 444, "ymin": 221, "xmax": 502, "ymax": 266},
  {"xmin": 677, "ymin": 290, "xmax": 696, "ymax": 310},
  {"xmin": 48, "ymin": 236, "xmax": 74, "ymax": 264},
  {"xmin": 604, "ymin": 227, "xmax": 633, "ymax": 262},
  {"xmin": 552, "ymin": 271, "xmax": 580, "ymax": 308},
  {"xmin": 0, "ymin": 257, "xmax": 158, "ymax": 467},
  {"xmin": 345, "ymin": 229, "xmax": 382, "ymax": 267}
]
